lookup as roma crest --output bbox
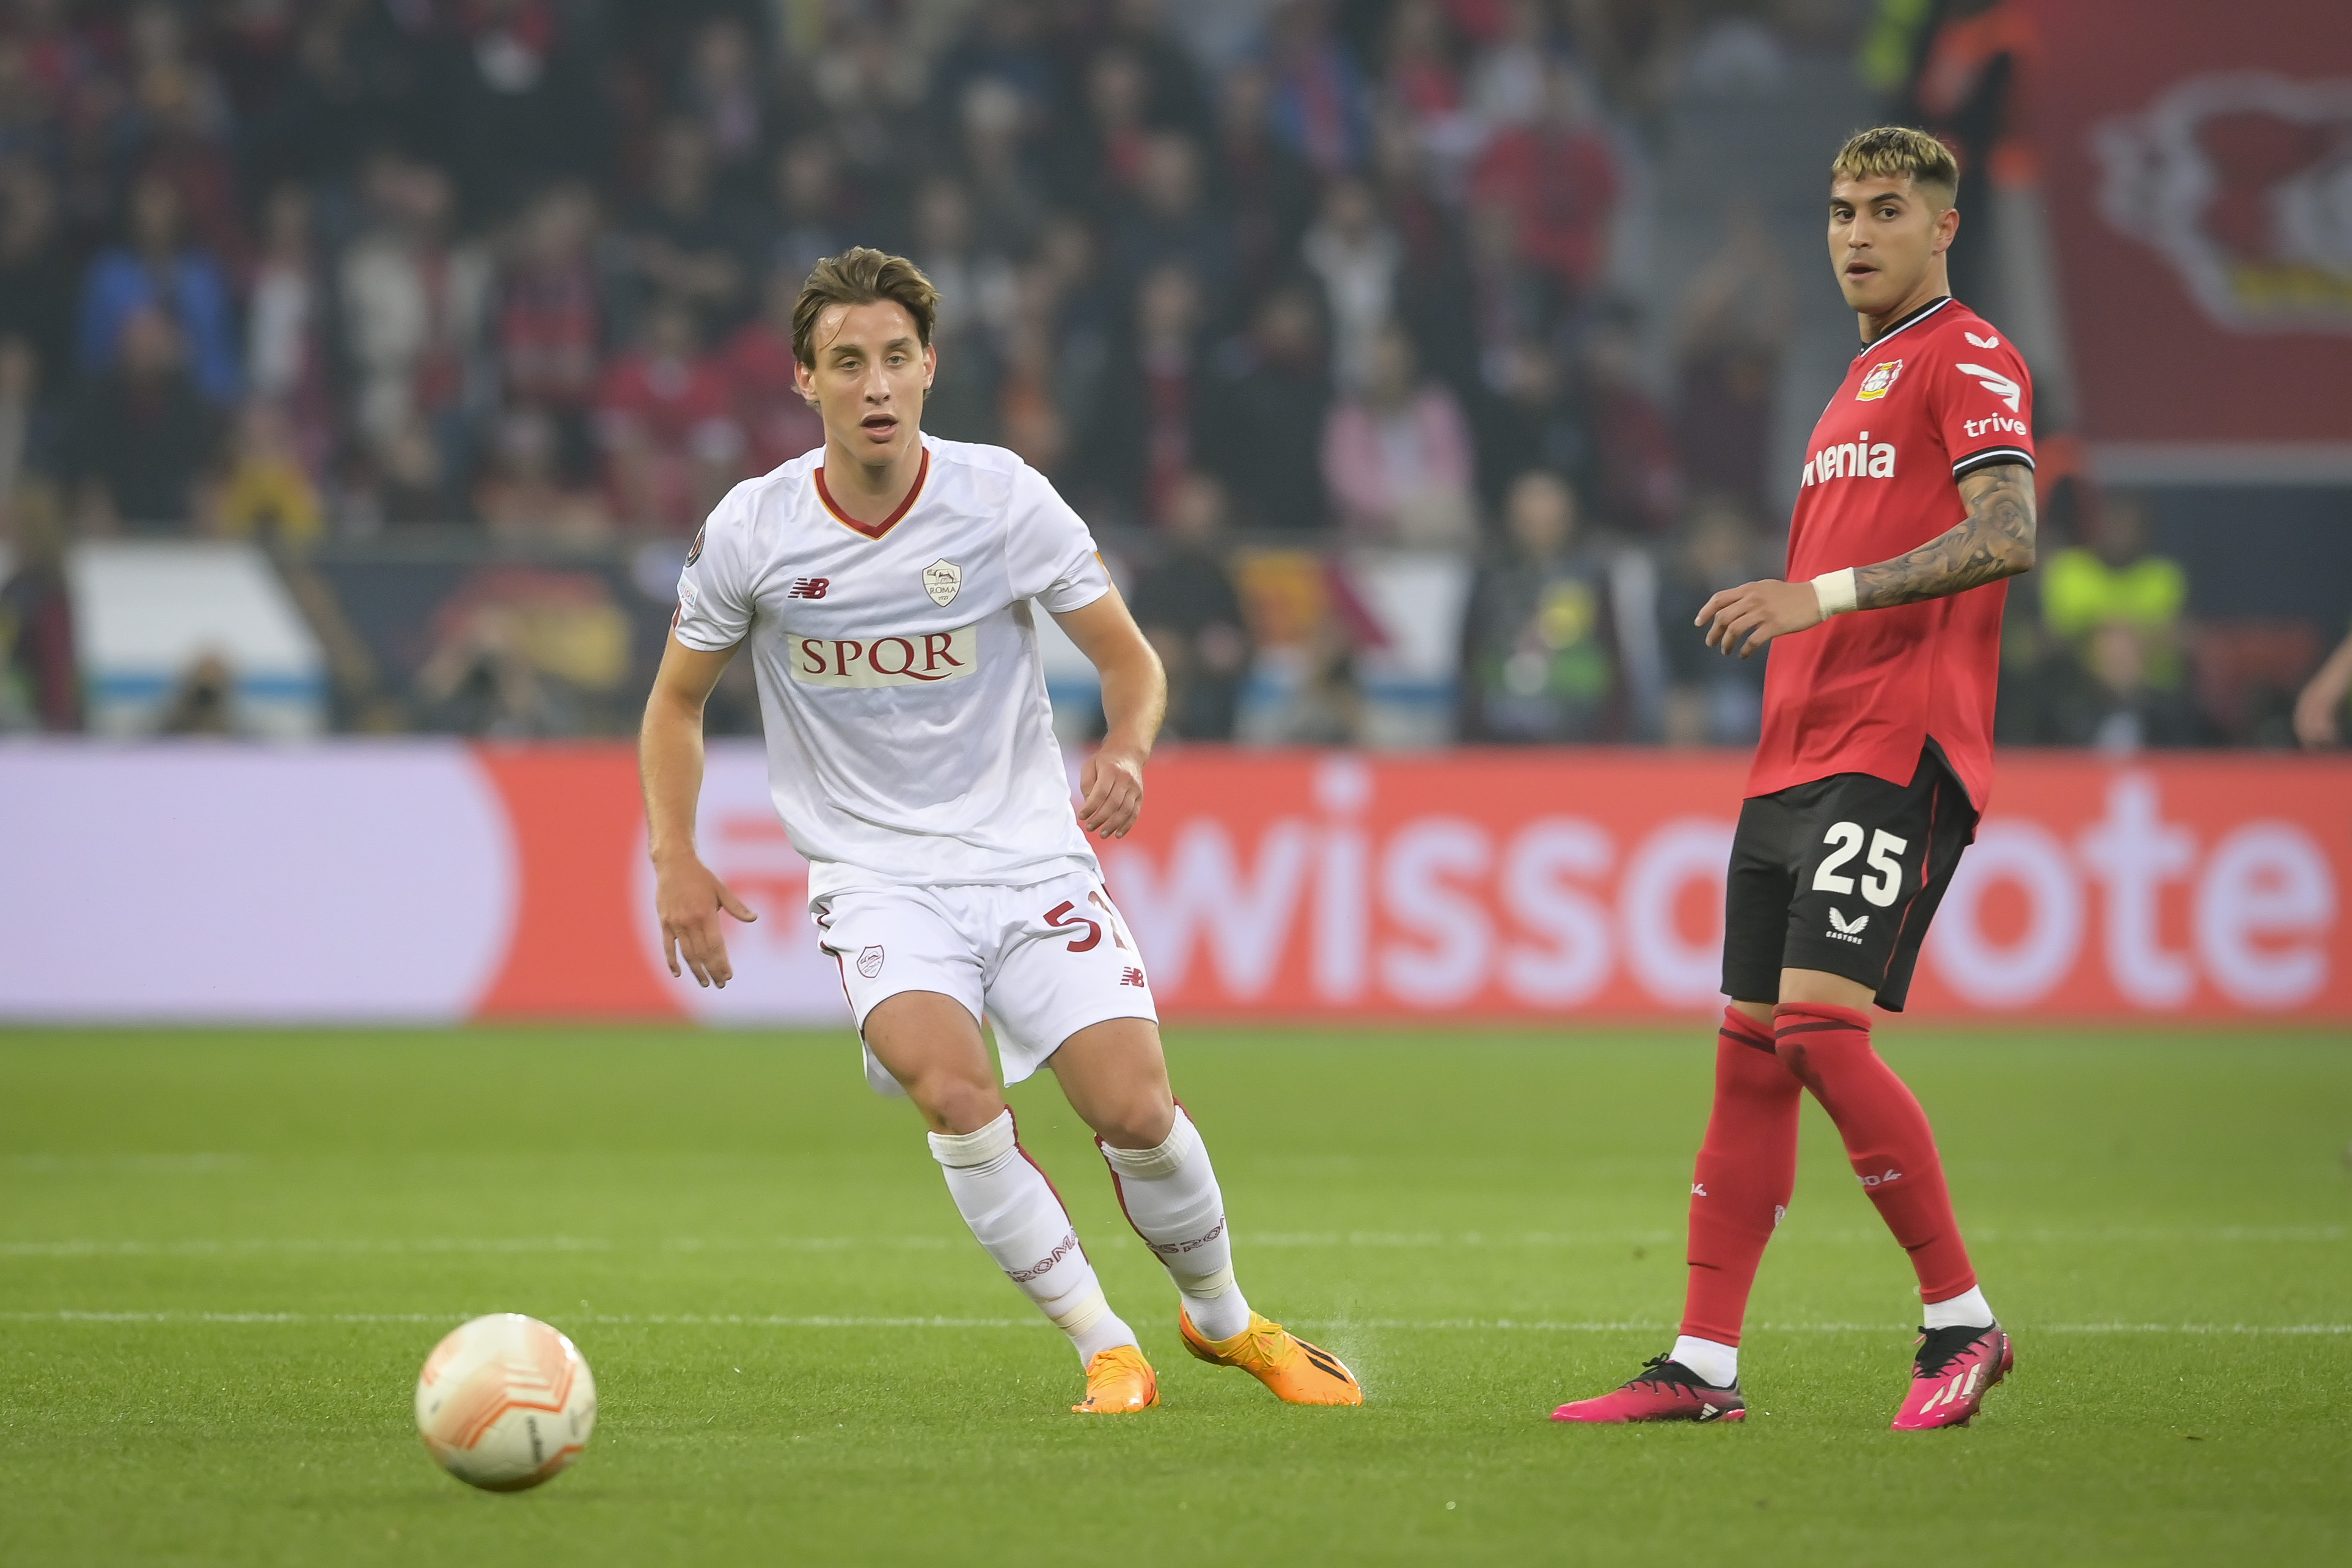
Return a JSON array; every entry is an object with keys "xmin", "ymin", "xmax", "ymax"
[
  {"xmin": 923, "ymin": 560, "xmax": 962, "ymax": 607},
  {"xmin": 1855, "ymin": 359, "xmax": 1903, "ymax": 401}
]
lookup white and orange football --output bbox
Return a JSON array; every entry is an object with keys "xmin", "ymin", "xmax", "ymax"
[{"xmin": 414, "ymin": 1313, "xmax": 597, "ymax": 1491}]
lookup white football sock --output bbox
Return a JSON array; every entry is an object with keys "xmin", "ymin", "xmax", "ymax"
[
  {"xmin": 929, "ymin": 1112, "xmax": 1137, "ymax": 1364},
  {"xmin": 1669, "ymin": 1335, "xmax": 1739, "ymax": 1388},
  {"xmin": 1922, "ymin": 1285, "xmax": 1995, "ymax": 1331},
  {"xmin": 1097, "ymin": 1109, "xmax": 1254, "ymax": 1343}
]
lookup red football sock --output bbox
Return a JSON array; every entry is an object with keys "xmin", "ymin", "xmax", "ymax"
[
  {"xmin": 1678, "ymin": 1006, "xmax": 1803, "ymax": 1347},
  {"xmin": 1772, "ymin": 1002, "xmax": 1977, "ymax": 1305}
]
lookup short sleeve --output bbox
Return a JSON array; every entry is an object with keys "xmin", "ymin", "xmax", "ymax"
[
  {"xmin": 1936, "ymin": 328, "xmax": 2036, "ymax": 481},
  {"xmin": 672, "ymin": 485, "xmax": 757, "ymax": 651},
  {"xmin": 1002, "ymin": 461, "xmax": 1112, "ymax": 614}
]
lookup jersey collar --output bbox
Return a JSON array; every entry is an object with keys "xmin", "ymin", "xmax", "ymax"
[
  {"xmin": 815, "ymin": 448, "xmax": 930, "ymax": 541},
  {"xmin": 1855, "ymin": 295, "xmax": 1954, "ymax": 358}
]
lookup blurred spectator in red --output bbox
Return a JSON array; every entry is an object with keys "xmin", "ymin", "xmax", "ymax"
[
  {"xmin": 1264, "ymin": 0, "xmax": 1372, "ymax": 178},
  {"xmin": 1673, "ymin": 203, "xmax": 1792, "ymax": 518},
  {"xmin": 0, "ymin": 159, "xmax": 74, "ymax": 401},
  {"xmin": 475, "ymin": 406, "xmax": 612, "ymax": 542},
  {"xmin": 1468, "ymin": 61, "xmax": 1619, "ymax": 307},
  {"xmin": 724, "ymin": 268, "xmax": 824, "ymax": 476},
  {"xmin": 244, "ymin": 184, "xmax": 332, "ymax": 476},
  {"xmin": 1322, "ymin": 321, "xmax": 1475, "ymax": 547},
  {"xmin": 1130, "ymin": 472, "xmax": 1250, "ymax": 740},
  {"xmin": 1578, "ymin": 317, "xmax": 1679, "ymax": 533},
  {"xmin": 339, "ymin": 154, "xmax": 490, "ymax": 455},
  {"xmin": 678, "ymin": 16, "xmax": 766, "ymax": 201},
  {"xmin": 494, "ymin": 180, "xmax": 601, "ymax": 466},
  {"xmin": 1201, "ymin": 283, "xmax": 1330, "ymax": 532},
  {"xmin": 1302, "ymin": 175, "xmax": 1398, "ymax": 394},
  {"xmin": 1210, "ymin": 62, "xmax": 1315, "ymax": 303},
  {"xmin": 595, "ymin": 298, "xmax": 739, "ymax": 532},
  {"xmin": 614, "ymin": 119, "xmax": 744, "ymax": 343},
  {"xmin": 1461, "ymin": 469, "xmax": 1622, "ymax": 741},
  {"xmin": 0, "ymin": 490, "xmax": 78, "ymax": 730},
  {"xmin": 1093, "ymin": 263, "xmax": 1207, "ymax": 524},
  {"xmin": 62, "ymin": 304, "xmax": 223, "ymax": 532},
  {"xmin": 78, "ymin": 170, "xmax": 240, "ymax": 403}
]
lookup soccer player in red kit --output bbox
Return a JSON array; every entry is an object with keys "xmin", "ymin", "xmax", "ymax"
[{"xmin": 1553, "ymin": 127, "xmax": 2037, "ymax": 1431}]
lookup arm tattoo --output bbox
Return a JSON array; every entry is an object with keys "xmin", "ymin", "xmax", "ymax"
[{"xmin": 1853, "ymin": 462, "xmax": 2038, "ymax": 611}]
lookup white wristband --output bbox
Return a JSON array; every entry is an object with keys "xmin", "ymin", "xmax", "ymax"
[{"xmin": 1811, "ymin": 567, "xmax": 1858, "ymax": 618}]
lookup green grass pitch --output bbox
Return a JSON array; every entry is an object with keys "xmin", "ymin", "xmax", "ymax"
[{"xmin": 2, "ymin": 1025, "xmax": 2347, "ymax": 1566}]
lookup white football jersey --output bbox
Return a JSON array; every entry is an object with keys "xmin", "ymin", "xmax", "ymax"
[{"xmin": 673, "ymin": 436, "xmax": 1112, "ymax": 901}]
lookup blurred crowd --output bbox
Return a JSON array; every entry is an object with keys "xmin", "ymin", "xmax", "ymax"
[{"xmin": 0, "ymin": 0, "xmax": 2341, "ymax": 748}]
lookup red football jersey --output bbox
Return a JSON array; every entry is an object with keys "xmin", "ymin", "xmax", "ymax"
[{"xmin": 1747, "ymin": 296, "xmax": 2034, "ymax": 811}]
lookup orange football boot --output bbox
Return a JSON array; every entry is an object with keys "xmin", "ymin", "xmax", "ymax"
[
  {"xmin": 1071, "ymin": 1344, "xmax": 1160, "ymax": 1414},
  {"xmin": 1179, "ymin": 1310, "xmax": 1363, "ymax": 1405}
]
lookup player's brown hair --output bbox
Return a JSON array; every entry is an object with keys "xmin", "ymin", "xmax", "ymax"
[
  {"xmin": 792, "ymin": 247, "xmax": 941, "ymax": 367},
  {"xmin": 1830, "ymin": 126, "xmax": 1960, "ymax": 207}
]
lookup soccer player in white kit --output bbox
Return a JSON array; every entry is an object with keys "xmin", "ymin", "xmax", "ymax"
[{"xmin": 638, "ymin": 248, "xmax": 1363, "ymax": 1415}]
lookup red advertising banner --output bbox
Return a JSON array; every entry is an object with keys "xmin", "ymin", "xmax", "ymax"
[
  {"xmin": 3, "ymin": 744, "xmax": 2340, "ymax": 1025},
  {"xmin": 2030, "ymin": 0, "xmax": 2352, "ymax": 471}
]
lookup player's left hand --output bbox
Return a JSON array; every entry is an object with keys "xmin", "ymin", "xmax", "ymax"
[
  {"xmin": 1078, "ymin": 745, "xmax": 1146, "ymax": 838},
  {"xmin": 1697, "ymin": 577, "xmax": 1825, "ymax": 659}
]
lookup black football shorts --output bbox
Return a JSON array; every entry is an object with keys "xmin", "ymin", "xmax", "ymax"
[{"xmin": 1721, "ymin": 744, "xmax": 1977, "ymax": 1011}]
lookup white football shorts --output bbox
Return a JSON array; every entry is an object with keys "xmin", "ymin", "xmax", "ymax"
[{"xmin": 811, "ymin": 868, "xmax": 1159, "ymax": 1096}]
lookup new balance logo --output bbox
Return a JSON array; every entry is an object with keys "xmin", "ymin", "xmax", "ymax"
[
  {"xmin": 1827, "ymin": 907, "xmax": 1869, "ymax": 944},
  {"xmin": 1119, "ymin": 967, "xmax": 1147, "ymax": 988},
  {"xmin": 1957, "ymin": 362, "xmax": 2022, "ymax": 411},
  {"xmin": 786, "ymin": 577, "xmax": 830, "ymax": 599}
]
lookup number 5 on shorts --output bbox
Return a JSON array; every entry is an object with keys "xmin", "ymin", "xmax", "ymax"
[{"xmin": 1813, "ymin": 821, "xmax": 1909, "ymax": 908}]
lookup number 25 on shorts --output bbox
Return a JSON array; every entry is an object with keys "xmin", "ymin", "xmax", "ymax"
[{"xmin": 1813, "ymin": 821, "xmax": 1910, "ymax": 908}]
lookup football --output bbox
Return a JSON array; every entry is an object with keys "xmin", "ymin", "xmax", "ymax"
[{"xmin": 414, "ymin": 1314, "xmax": 598, "ymax": 1492}]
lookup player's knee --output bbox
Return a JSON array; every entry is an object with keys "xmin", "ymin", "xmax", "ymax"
[
  {"xmin": 907, "ymin": 1072, "xmax": 1005, "ymax": 1137},
  {"xmin": 1086, "ymin": 1090, "xmax": 1177, "ymax": 1152}
]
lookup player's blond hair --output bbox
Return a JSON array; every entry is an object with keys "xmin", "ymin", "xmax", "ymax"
[
  {"xmin": 1831, "ymin": 126, "xmax": 1960, "ymax": 207},
  {"xmin": 793, "ymin": 247, "xmax": 942, "ymax": 367}
]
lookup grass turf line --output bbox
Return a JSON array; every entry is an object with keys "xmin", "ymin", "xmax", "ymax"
[{"xmin": 1, "ymin": 1025, "xmax": 2346, "ymax": 1566}]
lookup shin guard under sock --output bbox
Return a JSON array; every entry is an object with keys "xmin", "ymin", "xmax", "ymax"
[
  {"xmin": 1098, "ymin": 1109, "xmax": 1253, "ymax": 1343},
  {"xmin": 1679, "ymin": 1005, "xmax": 1803, "ymax": 1348},
  {"xmin": 930, "ymin": 1111, "xmax": 1137, "ymax": 1363},
  {"xmin": 1772, "ymin": 1002, "xmax": 1977, "ymax": 1306}
]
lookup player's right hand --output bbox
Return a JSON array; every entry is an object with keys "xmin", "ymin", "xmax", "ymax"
[{"xmin": 654, "ymin": 855, "xmax": 757, "ymax": 988}]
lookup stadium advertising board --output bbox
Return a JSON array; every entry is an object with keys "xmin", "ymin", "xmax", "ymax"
[
  {"xmin": 1, "ymin": 744, "xmax": 2344, "ymax": 1025},
  {"xmin": 2032, "ymin": 0, "xmax": 2352, "ymax": 478}
]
